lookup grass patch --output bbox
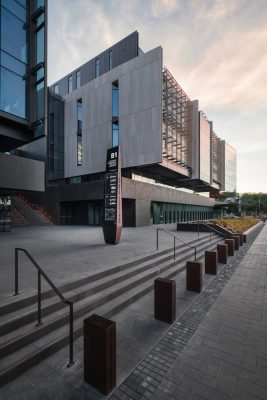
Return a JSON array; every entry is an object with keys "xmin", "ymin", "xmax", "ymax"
[{"xmin": 211, "ymin": 217, "xmax": 259, "ymax": 233}]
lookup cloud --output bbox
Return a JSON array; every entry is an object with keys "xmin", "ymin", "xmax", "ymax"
[
  {"xmin": 47, "ymin": 0, "xmax": 267, "ymax": 192},
  {"xmin": 150, "ymin": 0, "xmax": 181, "ymax": 18}
]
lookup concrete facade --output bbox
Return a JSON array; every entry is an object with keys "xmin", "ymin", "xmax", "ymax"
[
  {"xmin": 63, "ymin": 46, "xmax": 163, "ymax": 178},
  {"xmin": 0, "ymin": 153, "xmax": 45, "ymax": 192}
]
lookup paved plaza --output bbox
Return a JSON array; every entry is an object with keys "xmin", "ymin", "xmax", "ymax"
[
  {"xmin": 0, "ymin": 224, "xmax": 202, "ymax": 297},
  {"xmin": 0, "ymin": 223, "xmax": 266, "ymax": 399}
]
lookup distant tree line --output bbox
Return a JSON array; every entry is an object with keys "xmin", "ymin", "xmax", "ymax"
[{"xmin": 217, "ymin": 192, "xmax": 267, "ymax": 216}]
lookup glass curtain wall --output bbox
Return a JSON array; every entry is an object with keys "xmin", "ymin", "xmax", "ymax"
[
  {"xmin": 0, "ymin": 0, "xmax": 28, "ymax": 119},
  {"xmin": 33, "ymin": 0, "xmax": 46, "ymax": 137},
  {"xmin": 199, "ymin": 112, "xmax": 211, "ymax": 184}
]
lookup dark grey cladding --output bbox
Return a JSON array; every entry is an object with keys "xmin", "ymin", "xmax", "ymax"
[{"xmin": 51, "ymin": 31, "xmax": 139, "ymax": 95}]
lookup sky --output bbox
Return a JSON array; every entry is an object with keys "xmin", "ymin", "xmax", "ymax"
[{"xmin": 47, "ymin": 0, "xmax": 267, "ymax": 193}]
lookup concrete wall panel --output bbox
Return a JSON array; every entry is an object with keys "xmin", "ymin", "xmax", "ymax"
[{"xmin": 64, "ymin": 46, "xmax": 163, "ymax": 178}]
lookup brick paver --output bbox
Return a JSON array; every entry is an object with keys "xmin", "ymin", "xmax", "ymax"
[{"xmin": 110, "ymin": 224, "xmax": 267, "ymax": 400}]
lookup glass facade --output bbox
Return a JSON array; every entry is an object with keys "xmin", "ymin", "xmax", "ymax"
[
  {"xmin": 0, "ymin": 1, "xmax": 28, "ymax": 119},
  {"xmin": 95, "ymin": 58, "xmax": 99, "ymax": 77},
  {"xmin": 199, "ymin": 112, "xmax": 211, "ymax": 184},
  {"xmin": 112, "ymin": 81, "xmax": 119, "ymax": 147},
  {"xmin": 77, "ymin": 98, "xmax": 83, "ymax": 165},
  {"xmin": 76, "ymin": 70, "xmax": 80, "ymax": 89},
  {"xmin": 224, "ymin": 142, "xmax": 237, "ymax": 192},
  {"xmin": 68, "ymin": 75, "xmax": 73, "ymax": 93}
]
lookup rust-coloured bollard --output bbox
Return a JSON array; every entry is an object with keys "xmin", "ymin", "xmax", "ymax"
[
  {"xmin": 236, "ymin": 233, "xmax": 244, "ymax": 246},
  {"xmin": 205, "ymin": 251, "xmax": 218, "ymax": 275},
  {"xmin": 186, "ymin": 261, "xmax": 203, "ymax": 293},
  {"xmin": 217, "ymin": 244, "xmax": 228, "ymax": 264},
  {"xmin": 225, "ymin": 239, "xmax": 235, "ymax": 256},
  {"xmin": 232, "ymin": 235, "xmax": 240, "ymax": 250},
  {"xmin": 84, "ymin": 314, "xmax": 116, "ymax": 395},
  {"xmin": 154, "ymin": 278, "xmax": 176, "ymax": 323}
]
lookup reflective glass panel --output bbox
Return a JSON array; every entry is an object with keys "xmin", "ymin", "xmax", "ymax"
[
  {"xmin": 36, "ymin": 66, "xmax": 44, "ymax": 81},
  {"xmin": 199, "ymin": 113, "xmax": 211, "ymax": 183},
  {"xmin": 37, "ymin": 0, "xmax": 45, "ymax": 7},
  {"xmin": 1, "ymin": 7, "xmax": 27, "ymax": 63},
  {"xmin": 36, "ymin": 27, "xmax": 44, "ymax": 64},
  {"xmin": 0, "ymin": 66, "xmax": 26, "ymax": 118},
  {"xmin": 77, "ymin": 136, "xmax": 82, "ymax": 165},
  {"xmin": 95, "ymin": 58, "xmax": 99, "ymax": 77},
  {"xmin": 76, "ymin": 70, "xmax": 80, "ymax": 89},
  {"xmin": 2, "ymin": 0, "xmax": 26, "ymax": 22},
  {"xmin": 68, "ymin": 76, "xmax": 72, "ymax": 93},
  {"xmin": 112, "ymin": 81, "xmax": 119, "ymax": 117},
  {"xmin": 112, "ymin": 123, "xmax": 119, "ymax": 147},
  {"xmin": 36, "ymin": 80, "xmax": 44, "ymax": 120},
  {"xmin": 54, "ymin": 84, "xmax": 59, "ymax": 94},
  {"xmin": 77, "ymin": 98, "xmax": 82, "ymax": 132},
  {"xmin": 37, "ymin": 13, "xmax": 45, "ymax": 27},
  {"xmin": 1, "ymin": 50, "xmax": 26, "ymax": 76},
  {"xmin": 16, "ymin": 0, "xmax": 26, "ymax": 8}
]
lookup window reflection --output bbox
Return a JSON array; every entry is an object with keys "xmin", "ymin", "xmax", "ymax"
[{"xmin": 0, "ymin": 67, "xmax": 26, "ymax": 118}]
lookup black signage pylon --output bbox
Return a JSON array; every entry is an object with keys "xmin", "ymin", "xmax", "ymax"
[{"xmin": 102, "ymin": 146, "xmax": 122, "ymax": 244}]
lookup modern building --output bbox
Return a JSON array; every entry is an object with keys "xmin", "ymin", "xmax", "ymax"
[
  {"xmin": 29, "ymin": 31, "xmax": 236, "ymax": 226},
  {"xmin": 0, "ymin": 0, "xmax": 47, "ymax": 199}
]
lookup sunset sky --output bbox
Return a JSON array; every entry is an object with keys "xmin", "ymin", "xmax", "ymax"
[{"xmin": 47, "ymin": 0, "xmax": 267, "ymax": 193}]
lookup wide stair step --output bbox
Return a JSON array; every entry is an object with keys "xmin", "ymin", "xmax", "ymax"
[
  {"xmin": 0, "ymin": 233, "xmax": 223, "ymax": 386},
  {"xmin": 11, "ymin": 196, "xmax": 53, "ymax": 227}
]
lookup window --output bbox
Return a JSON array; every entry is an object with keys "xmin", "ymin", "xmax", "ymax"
[
  {"xmin": 0, "ymin": 66, "xmax": 26, "ymax": 118},
  {"xmin": 1, "ymin": 7, "xmax": 27, "ymax": 63},
  {"xmin": 36, "ymin": 80, "xmax": 44, "ymax": 120},
  {"xmin": 68, "ymin": 75, "xmax": 73, "ymax": 93},
  {"xmin": 77, "ymin": 136, "xmax": 82, "ymax": 166},
  {"xmin": 77, "ymin": 99, "xmax": 83, "ymax": 165},
  {"xmin": 112, "ymin": 81, "xmax": 119, "ymax": 147},
  {"xmin": 108, "ymin": 50, "xmax": 112, "ymax": 70},
  {"xmin": 112, "ymin": 81, "xmax": 119, "ymax": 118},
  {"xmin": 76, "ymin": 70, "xmax": 80, "ymax": 89},
  {"xmin": 77, "ymin": 98, "xmax": 83, "ymax": 133},
  {"xmin": 112, "ymin": 122, "xmax": 119, "ymax": 147},
  {"xmin": 54, "ymin": 84, "xmax": 59, "ymax": 94},
  {"xmin": 95, "ymin": 58, "xmax": 99, "ymax": 78},
  {"xmin": 36, "ymin": 26, "xmax": 44, "ymax": 64}
]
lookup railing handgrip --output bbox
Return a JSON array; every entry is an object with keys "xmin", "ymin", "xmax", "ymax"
[{"xmin": 14, "ymin": 248, "xmax": 74, "ymax": 367}]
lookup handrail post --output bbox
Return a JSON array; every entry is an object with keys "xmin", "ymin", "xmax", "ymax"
[
  {"xmin": 194, "ymin": 247, "xmax": 197, "ymax": 261},
  {"xmin": 67, "ymin": 302, "xmax": 74, "ymax": 367},
  {"xmin": 156, "ymin": 229, "xmax": 159, "ymax": 251},
  {"xmin": 197, "ymin": 221, "xmax": 199, "ymax": 238},
  {"xmin": 173, "ymin": 236, "xmax": 175, "ymax": 260},
  {"xmin": 210, "ymin": 228, "xmax": 211, "ymax": 243},
  {"xmin": 36, "ymin": 271, "xmax": 43, "ymax": 326},
  {"xmin": 14, "ymin": 248, "xmax": 19, "ymax": 296}
]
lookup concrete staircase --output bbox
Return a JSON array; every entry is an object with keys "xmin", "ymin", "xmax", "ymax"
[
  {"xmin": 0, "ymin": 233, "xmax": 223, "ymax": 386},
  {"xmin": 11, "ymin": 196, "xmax": 53, "ymax": 227}
]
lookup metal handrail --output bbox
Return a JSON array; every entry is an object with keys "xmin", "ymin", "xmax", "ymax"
[
  {"xmin": 197, "ymin": 221, "xmax": 225, "ymax": 242},
  {"xmin": 14, "ymin": 248, "xmax": 74, "ymax": 367},
  {"xmin": 156, "ymin": 228, "xmax": 197, "ymax": 260}
]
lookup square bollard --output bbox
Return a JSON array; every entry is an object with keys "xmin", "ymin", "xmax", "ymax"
[
  {"xmin": 243, "ymin": 234, "xmax": 247, "ymax": 243},
  {"xmin": 154, "ymin": 278, "xmax": 176, "ymax": 323},
  {"xmin": 237, "ymin": 233, "xmax": 244, "ymax": 246},
  {"xmin": 225, "ymin": 239, "xmax": 235, "ymax": 256},
  {"xmin": 232, "ymin": 235, "xmax": 240, "ymax": 250},
  {"xmin": 186, "ymin": 261, "xmax": 203, "ymax": 293},
  {"xmin": 84, "ymin": 314, "xmax": 116, "ymax": 395},
  {"xmin": 217, "ymin": 244, "xmax": 228, "ymax": 264},
  {"xmin": 205, "ymin": 251, "xmax": 218, "ymax": 275}
]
